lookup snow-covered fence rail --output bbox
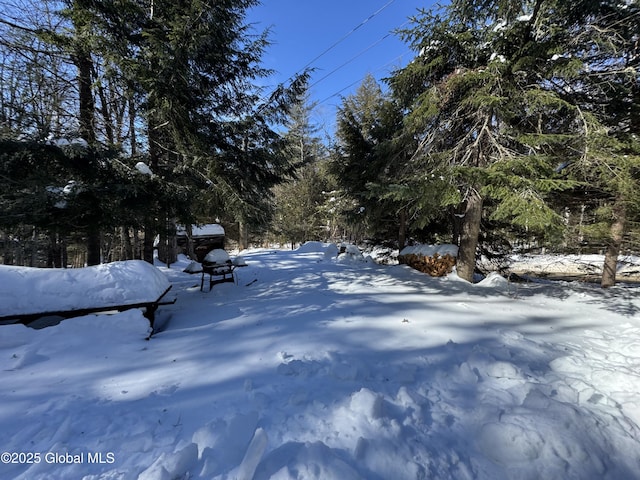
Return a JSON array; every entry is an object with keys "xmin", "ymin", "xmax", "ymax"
[{"xmin": 0, "ymin": 260, "xmax": 174, "ymax": 334}]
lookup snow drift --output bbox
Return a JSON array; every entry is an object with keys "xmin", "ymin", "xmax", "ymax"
[{"xmin": 1, "ymin": 244, "xmax": 639, "ymax": 479}]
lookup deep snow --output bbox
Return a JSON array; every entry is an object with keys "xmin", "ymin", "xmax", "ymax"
[
  {"xmin": 0, "ymin": 260, "xmax": 170, "ymax": 316},
  {"xmin": 1, "ymin": 242, "xmax": 639, "ymax": 479}
]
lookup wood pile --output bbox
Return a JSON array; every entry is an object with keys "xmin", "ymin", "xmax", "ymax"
[{"xmin": 398, "ymin": 252, "xmax": 457, "ymax": 277}]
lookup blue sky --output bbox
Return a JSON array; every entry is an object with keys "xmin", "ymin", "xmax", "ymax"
[{"xmin": 247, "ymin": 1, "xmax": 436, "ymax": 137}]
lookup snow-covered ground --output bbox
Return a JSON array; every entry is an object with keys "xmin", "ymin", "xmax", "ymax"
[
  {"xmin": 506, "ymin": 253, "xmax": 640, "ymax": 281},
  {"xmin": 1, "ymin": 242, "xmax": 639, "ymax": 479}
]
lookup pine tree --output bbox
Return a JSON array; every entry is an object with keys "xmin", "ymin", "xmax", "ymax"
[
  {"xmin": 547, "ymin": 0, "xmax": 640, "ymax": 287},
  {"xmin": 389, "ymin": 0, "xmax": 583, "ymax": 281},
  {"xmin": 2, "ymin": 0, "xmax": 309, "ymax": 264},
  {"xmin": 332, "ymin": 74, "xmax": 410, "ymax": 245},
  {"xmin": 271, "ymin": 91, "xmax": 330, "ymax": 247}
]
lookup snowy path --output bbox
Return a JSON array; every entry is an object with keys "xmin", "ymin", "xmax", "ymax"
[{"xmin": 1, "ymin": 244, "xmax": 639, "ymax": 479}]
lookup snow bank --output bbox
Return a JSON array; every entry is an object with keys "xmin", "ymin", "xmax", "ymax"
[
  {"xmin": 2, "ymin": 248, "xmax": 640, "ymax": 480},
  {"xmin": 0, "ymin": 260, "xmax": 170, "ymax": 316},
  {"xmin": 507, "ymin": 253, "xmax": 640, "ymax": 278},
  {"xmin": 296, "ymin": 241, "xmax": 330, "ymax": 253},
  {"xmin": 337, "ymin": 244, "xmax": 367, "ymax": 264},
  {"xmin": 476, "ymin": 271, "xmax": 509, "ymax": 288}
]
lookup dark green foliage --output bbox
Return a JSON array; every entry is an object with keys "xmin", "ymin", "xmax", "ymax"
[
  {"xmin": 1, "ymin": 139, "xmax": 150, "ymax": 232},
  {"xmin": 1, "ymin": 0, "xmax": 309, "ymax": 264},
  {"xmin": 387, "ymin": 0, "xmax": 600, "ymax": 280},
  {"xmin": 269, "ymin": 89, "xmax": 332, "ymax": 246},
  {"xmin": 332, "ymin": 74, "xmax": 413, "ymax": 244}
]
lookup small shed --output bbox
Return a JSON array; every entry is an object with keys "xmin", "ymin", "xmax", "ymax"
[{"xmin": 176, "ymin": 224, "xmax": 226, "ymax": 262}]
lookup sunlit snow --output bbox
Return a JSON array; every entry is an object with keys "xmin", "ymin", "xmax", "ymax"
[{"xmin": 1, "ymin": 243, "xmax": 639, "ymax": 479}]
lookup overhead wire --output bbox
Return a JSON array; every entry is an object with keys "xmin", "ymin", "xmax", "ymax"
[
  {"xmin": 296, "ymin": 0, "xmax": 397, "ymax": 76},
  {"xmin": 310, "ymin": 30, "xmax": 394, "ymax": 89},
  {"xmin": 317, "ymin": 49, "xmax": 412, "ymax": 106},
  {"xmin": 258, "ymin": 0, "xmax": 398, "ymax": 107},
  {"xmin": 309, "ymin": 19, "xmax": 410, "ymax": 93}
]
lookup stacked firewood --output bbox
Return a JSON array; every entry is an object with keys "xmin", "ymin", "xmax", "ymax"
[{"xmin": 398, "ymin": 252, "xmax": 457, "ymax": 277}]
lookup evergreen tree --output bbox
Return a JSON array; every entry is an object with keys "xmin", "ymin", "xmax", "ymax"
[
  {"xmin": 332, "ymin": 74, "xmax": 410, "ymax": 245},
  {"xmin": 1, "ymin": 0, "xmax": 308, "ymax": 264},
  {"xmin": 390, "ymin": 0, "xmax": 582, "ymax": 281},
  {"xmin": 271, "ymin": 91, "xmax": 330, "ymax": 247},
  {"xmin": 547, "ymin": 0, "xmax": 640, "ymax": 287},
  {"xmin": 126, "ymin": 0, "xmax": 308, "ymax": 254},
  {"xmin": 282, "ymin": 91, "xmax": 325, "ymax": 168}
]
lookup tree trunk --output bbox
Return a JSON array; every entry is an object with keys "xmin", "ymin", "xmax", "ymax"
[
  {"xmin": 121, "ymin": 226, "xmax": 133, "ymax": 260},
  {"xmin": 48, "ymin": 233, "xmax": 59, "ymax": 268},
  {"xmin": 75, "ymin": 41, "xmax": 95, "ymax": 145},
  {"xmin": 128, "ymin": 82, "xmax": 137, "ymax": 155},
  {"xmin": 456, "ymin": 189, "xmax": 483, "ymax": 283},
  {"xmin": 73, "ymin": 14, "xmax": 99, "ymax": 264},
  {"xmin": 143, "ymin": 226, "xmax": 155, "ymax": 264},
  {"xmin": 133, "ymin": 228, "xmax": 142, "ymax": 259},
  {"xmin": 2, "ymin": 230, "xmax": 13, "ymax": 265},
  {"xmin": 451, "ymin": 206, "xmax": 465, "ymax": 247},
  {"xmin": 157, "ymin": 219, "xmax": 178, "ymax": 267},
  {"xmin": 398, "ymin": 209, "xmax": 407, "ymax": 250},
  {"xmin": 61, "ymin": 236, "xmax": 68, "ymax": 267},
  {"xmin": 30, "ymin": 226, "xmax": 37, "ymax": 267},
  {"xmin": 86, "ymin": 228, "xmax": 101, "ymax": 266},
  {"xmin": 185, "ymin": 224, "xmax": 196, "ymax": 260},
  {"xmin": 601, "ymin": 201, "xmax": 626, "ymax": 288},
  {"xmin": 157, "ymin": 230, "xmax": 167, "ymax": 265},
  {"xmin": 238, "ymin": 220, "xmax": 249, "ymax": 251}
]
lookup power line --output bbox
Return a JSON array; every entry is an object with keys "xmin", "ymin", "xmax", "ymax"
[
  {"xmin": 318, "ymin": 50, "xmax": 412, "ymax": 106},
  {"xmin": 309, "ymin": 19, "xmax": 410, "ymax": 91},
  {"xmin": 310, "ymin": 31, "xmax": 393, "ymax": 89},
  {"xmin": 258, "ymin": 0, "xmax": 398, "ymax": 107},
  {"xmin": 297, "ymin": 0, "xmax": 397, "ymax": 75}
]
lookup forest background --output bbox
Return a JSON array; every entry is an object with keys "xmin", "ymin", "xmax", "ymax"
[{"xmin": 0, "ymin": 0, "xmax": 638, "ymax": 288}]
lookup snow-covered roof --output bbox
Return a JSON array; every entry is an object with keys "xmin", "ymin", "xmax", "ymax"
[{"xmin": 176, "ymin": 224, "xmax": 225, "ymax": 238}]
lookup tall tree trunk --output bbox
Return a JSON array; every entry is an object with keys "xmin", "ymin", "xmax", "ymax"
[
  {"xmin": 601, "ymin": 200, "xmax": 626, "ymax": 288},
  {"xmin": 157, "ymin": 230, "xmax": 167, "ymax": 265},
  {"xmin": 128, "ymin": 82, "xmax": 137, "ymax": 155},
  {"xmin": 76, "ymin": 57, "xmax": 95, "ymax": 143},
  {"xmin": 456, "ymin": 188, "xmax": 483, "ymax": 283},
  {"xmin": 86, "ymin": 227, "xmax": 101, "ymax": 266},
  {"xmin": 398, "ymin": 209, "xmax": 407, "ymax": 250},
  {"xmin": 133, "ymin": 228, "xmax": 142, "ymax": 259},
  {"xmin": 48, "ymin": 233, "xmax": 60, "ymax": 268},
  {"xmin": 85, "ymin": 229, "xmax": 101, "ymax": 265},
  {"xmin": 184, "ymin": 224, "xmax": 196, "ymax": 260},
  {"xmin": 73, "ymin": 13, "xmax": 99, "ymax": 264},
  {"xmin": 142, "ymin": 106, "xmax": 162, "ymax": 265},
  {"xmin": 143, "ymin": 226, "xmax": 155, "ymax": 264},
  {"xmin": 61, "ymin": 236, "xmax": 68, "ymax": 267},
  {"xmin": 30, "ymin": 226, "xmax": 37, "ymax": 267},
  {"xmin": 451, "ymin": 206, "xmax": 464, "ymax": 247},
  {"xmin": 2, "ymin": 230, "xmax": 13, "ymax": 265},
  {"xmin": 157, "ymin": 218, "xmax": 178, "ymax": 267},
  {"xmin": 238, "ymin": 220, "xmax": 249, "ymax": 251}
]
